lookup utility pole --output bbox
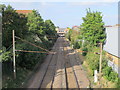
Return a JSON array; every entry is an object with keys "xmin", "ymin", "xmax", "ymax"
[
  {"xmin": 98, "ymin": 42, "xmax": 103, "ymax": 87},
  {"xmin": 99, "ymin": 43, "xmax": 103, "ymax": 74},
  {"xmin": 13, "ymin": 30, "xmax": 16, "ymax": 79},
  {"xmin": 82, "ymin": 37, "xmax": 84, "ymax": 48}
]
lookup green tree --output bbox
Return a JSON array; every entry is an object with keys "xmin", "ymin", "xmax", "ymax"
[
  {"xmin": 81, "ymin": 8, "xmax": 106, "ymax": 46},
  {"xmin": 66, "ymin": 29, "xmax": 72, "ymax": 41},
  {"xmin": 2, "ymin": 5, "xmax": 27, "ymax": 48},
  {"xmin": 27, "ymin": 10, "xmax": 45, "ymax": 37},
  {"xmin": 44, "ymin": 20, "xmax": 57, "ymax": 38}
]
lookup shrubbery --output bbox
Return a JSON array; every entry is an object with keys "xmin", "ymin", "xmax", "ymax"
[
  {"xmin": 82, "ymin": 47, "xmax": 88, "ymax": 56},
  {"xmin": 116, "ymin": 78, "xmax": 120, "ymax": 88},
  {"xmin": 1, "ymin": 4, "xmax": 58, "ymax": 88},
  {"xmin": 73, "ymin": 41, "xmax": 80, "ymax": 49},
  {"xmin": 102, "ymin": 59, "xmax": 118, "ymax": 83},
  {"xmin": 65, "ymin": 8, "xmax": 118, "ymax": 88},
  {"xmin": 1, "ymin": 5, "xmax": 57, "ymax": 68},
  {"xmin": 86, "ymin": 48, "xmax": 99, "ymax": 75},
  {"xmin": 1, "ymin": 51, "xmax": 12, "ymax": 62}
]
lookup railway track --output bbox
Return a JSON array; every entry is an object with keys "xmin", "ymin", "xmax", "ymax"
[
  {"xmin": 27, "ymin": 37, "xmax": 89, "ymax": 89},
  {"xmin": 63, "ymin": 38, "xmax": 80, "ymax": 89},
  {"xmin": 39, "ymin": 38, "xmax": 61, "ymax": 88}
]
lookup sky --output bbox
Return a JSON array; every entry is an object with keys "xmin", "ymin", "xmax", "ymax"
[{"xmin": 1, "ymin": 0, "xmax": 119, "ymax": 28}]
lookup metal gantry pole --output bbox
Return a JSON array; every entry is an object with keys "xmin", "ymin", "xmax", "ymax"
[{"xmin": 13, "ymin": 30, "xmax": 16, "ymax": 79}]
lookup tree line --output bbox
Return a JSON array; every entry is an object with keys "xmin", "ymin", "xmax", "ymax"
[
  {"xmin": 1, "ymin": 4, "xmax": 58, "ymax": 88},
  {"xmin": 1, "ymin": 4, "xmax": 57, "ymax": 64}
]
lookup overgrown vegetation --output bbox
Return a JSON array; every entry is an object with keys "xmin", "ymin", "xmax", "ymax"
[
  {"xmin": 66, "ymin": 8, "xmax": 119, "ymax": 88},
  {"xmin": 1, "ymin": 4, "xmax": 57, "ymax": 88}
]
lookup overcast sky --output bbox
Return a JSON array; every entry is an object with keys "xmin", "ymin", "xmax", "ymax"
[{"xmin": 1, "ymin": 0, "xmax": 119, "ymax": 28}]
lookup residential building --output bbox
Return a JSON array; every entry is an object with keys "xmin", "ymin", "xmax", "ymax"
[
  {"xmin": 64, "ymin": 28, "xmax": 70, "ymax": 33},
  {"xmin": 56, "ymin": 28, "xmax": 66, "ymax": 37},
  {"xmin": 103, "ymin": 25, "xmax": 120, "ymax": 76},
  {"xmin": 72, "ymin": 26, "xmax": 80, "ymax": 31}
]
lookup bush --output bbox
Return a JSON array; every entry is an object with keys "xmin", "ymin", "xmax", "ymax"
[
  {"xmin": 78, "ymin": 41, "xmax": 82, "ymax": 48},
  {"xmin": 82, "ymin": 52, "xmax": 87, "ymax": 56},
  {"xmin": 82, "ymin": 47, "xmax": 88, "ymax": 56},
  {"xmin": 0, "ymin": 47, "xmax": 12, "ymax": 62},
  {"xmin": 1, "ymin": 51, "xmax": 12, "ymax": 62},
  {"xmin": 103, "ymin": 66, "xmax": 112, "ymax": 80},
  {"xmin": 116, "ymin": 78, "xmax": 120, "ymax": 88},
  {"xmin": 102, "ymin": 58, "xmax": 107, "ymax": 69},
  {"xmin": 103, "ymin": 65, "xmax": 118, "ymax": 82},
  {"xmin": 15, "ymin": 35, "xmax": 54, "ymax": 70},
  {"xmin": 109, "ymin": 71, "xmax": 118, "ymax": 82},
  {"xmin": 85, "ymin": 47, "xmax": 100, "ymax": 75},
  {"xmin": 73, "ymin": 41, "xmax": 80, "ymax": 49},
  {"xmin": 83, "ymin": 41, "xmax": 89, "ymax": 48}
]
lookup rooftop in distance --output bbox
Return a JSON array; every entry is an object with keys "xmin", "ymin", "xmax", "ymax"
[{"xmin": 16, "ymin": 10, "xmax": 32, "ymax": 14}]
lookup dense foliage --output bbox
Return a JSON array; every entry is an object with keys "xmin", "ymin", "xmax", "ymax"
[
  {"xmin": 1, "ymin": 4, "xmax": 57, "ymax": 88},
  {"xmin": 2, "ymin": 5, "xmax": 28, "ymax": 48},
  {"xmin": 80, "ymin": 8, "xmax": 106, "ymax": 46},
  {"xmin": 65, "ymin": 8, "xmax": 119, "ymax": 87},
  {"xmin": 65, "ymin": 28, "xmax": 81, "ymax": 49},
  {"xmin": 27, "ymin": 10, "xmax": 44, "ymax": 37},
  {"xmin": 2, "ymin": 5, "xmax": 57, "ymax": 66},
  {"xmin": 102, "ymin": 60, "xmax": 118, "ymax": 83}
]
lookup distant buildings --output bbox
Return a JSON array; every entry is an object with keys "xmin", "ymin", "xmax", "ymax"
[
  {"xmin": 56, "ymin": 28, "xmax": 66, "ymax": 37},
  {"xmin": 64, "ymin": 28, "xmax": 70, "ymax": 33},
  {"xmin": 55, "ymin": 26, "xmax": 80, "ymax": 37},
  {"xmin": 72, "ymin": 26, "xmax": 80, "ymax": 31}
]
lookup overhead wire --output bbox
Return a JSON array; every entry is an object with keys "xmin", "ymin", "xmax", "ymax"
[
  {"xmin": 15, "ymin": 50, "xmax": 50, "ymax": 54},
  {"xmin": 15, "ymin": 36, "xmax": 55, "ymax": 54}
]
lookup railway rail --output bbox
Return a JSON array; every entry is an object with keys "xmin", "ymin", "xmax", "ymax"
[{"xmin": 26, "ymin": 37, "xmax": 89, "ymax": 89}]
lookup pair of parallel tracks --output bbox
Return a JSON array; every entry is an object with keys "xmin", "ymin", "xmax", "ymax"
[
  {"xmin": 63, "ymin": 38, "xmax": 80, "ymax": 89},
  {"xmin": 38, "ymin": 37, "xmax": 81, "ymax": 89}
]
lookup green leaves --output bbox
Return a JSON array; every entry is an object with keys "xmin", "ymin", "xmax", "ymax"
[
  {"xmin": 2, "ymin": 5, "xmax": 27, "ymax": 48},
  {"xmin": 2, "ymin": 5, "xmax": 57, "ymax": 65},
  {"xmin": 103, "ymin": 65, "xmax": 118, "ymax": 82},
  {"xmin": 2, "ymin": 52, "xmax": 11, "ymax": 61},
  {"xmin": 27, "ymin": 10, "xmax": 44, "ymax": 36},
  {"xmin": 81, "ymin": 8, "xmax": 106, "ymax": 46},
  {"xmin": 0, "ymin": 51, "xmax": 12, "ymax": 62}
]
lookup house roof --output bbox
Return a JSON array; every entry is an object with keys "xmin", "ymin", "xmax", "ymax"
[
  {"xmin": 104, "ymin": 25, "xmax": 112, "ymax": 27},
  {"xmin": 59, "ymin": 28, "xmax": 66, "ymax": 32},
  {"xmin": 16, "ymin": 10, "xmax": 32, "ymax": 14}
]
